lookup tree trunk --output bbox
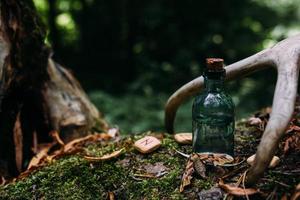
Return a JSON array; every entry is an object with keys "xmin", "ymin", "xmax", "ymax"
[{"xmin": 0, "ymin": 0, "xmax": 108, "ymax": 177}]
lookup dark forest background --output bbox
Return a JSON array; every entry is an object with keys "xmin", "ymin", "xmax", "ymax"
[{"xmin": 34, "ymin": 0, "xmax": 300, "ymax": 133}]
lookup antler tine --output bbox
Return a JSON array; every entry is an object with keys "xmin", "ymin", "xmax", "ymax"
[
  {"xmin": 246, "ymin": 46, "xmax": 300, "ymax": 185},
  {"xmin": 165, "ymin": 34, "xmax": 300, "ymax": 184},
  {"xmin": 165, "ymin": 76, "xmax": 204, "ymax": 133},
  {"xmin": 165, "ymin": 49, "xmax": 273, "ymax": 133}
]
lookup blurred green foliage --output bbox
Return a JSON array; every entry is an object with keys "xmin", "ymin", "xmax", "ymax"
[
  {"xmin": 33, "ymin": 0, "xmax": 300, "ymax": 133},
  {"xmin": 89, "ymin": 91, "xmax": 193, "ymax": 133}
]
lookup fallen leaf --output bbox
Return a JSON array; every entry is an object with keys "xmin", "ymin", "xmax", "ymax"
[
  {"xmin": 50, "ymin": 131, "xmax": 65, "ymax": 146},
  {"xmin": 180, "ymin": 158, "xmax": 194, "ymax": 192},
  {"xmin": 13, "ymin": 113, "xmax": 23, "ymax": 173},
  {"xmin": 18, "ymin": 132, "xmax": 115, "ymax": 180},
  {"xmin": 117, "ymin": 158, "xmax": 131, "ymax": 168},
  {"xmin": 27, "ymin": 143, "xmax": 54, "ymax": 170},
  {"xmin": 64, "ymin": 133, "xmax": 112, "ymax": 153},
  {"xmin": 213, "ymin": 154, "xmax": 234, "ymax": 166},
  {"xmin": 196, "ymin": 153, "xmax": 234, "ymax": 166},
  {"xmin": 198, "ymin": 187, "xmax": 223, "ymax": 200},
  {"xmin": 248, "ymin": 117, "xmax": 262, "ymax": 126},
  {"xmin": 291, "ymin": 183, "xmax": 300, "ymax": 200},
  {"xmin": 192, "ymin": 154, "xmax": 206, "ymax": 178},
  {"xmin": 283, "ymin": 134, "xmax": 300, "ymax": 154},
  {"xmin": 284, "ymin": 136, "xmax": 293, "ymax": 154},
  {"xmin": 84, "ymin": 149, "xmax": 124, "ymax": 161},
  {"xmin": 108, "ymin": 191, "xmax": 115, "ymax": 200},
  {"xmin": 18, "ymin": 165, "xmax": 44, "ymax": 180},
  {"xmin": 133, "ymin": 174, "xmax": 156, "ymax": 179},
  {"xmin": 143, "ymin": 162, "xmax": 168, "ymax": 177},
  {"xmin": 219, "ymin": 180, "xmax": 258, "ymax": 196},
  {"xmin": 286, "ymin": 125, "xmax": 300, "ymax": 134},
  {"xmin": 0, "ymin": 176, "xmax": 6, "ymax": 186},
  {"xmin": 281, "ymin": 193, "xmax": 288, "ymax": 200}
]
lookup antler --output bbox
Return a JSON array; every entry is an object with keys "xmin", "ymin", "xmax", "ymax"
[{"xmin": 164, "ymin": 34, "xmax": 300, "ymax": 184}]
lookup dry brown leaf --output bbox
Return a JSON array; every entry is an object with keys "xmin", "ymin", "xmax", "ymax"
[
  {"xmin": 64, "ymin": 133, "xmax": 112, "ymax": 153},
  {"xmin": 17, "ymin": 143, "xmax": 56, "ymax": 180},
  {"xmin": 84, "ymin": 149, "xmax": 124, "ymax": 161},
  {"xmin": 18, "ymin": 132, "xmax": 114, "ymax": 180},
  {"xmin": 197, "ymin": 153, "xmax": 234, "ymax": 166},
  {"xmin": 143, "ymin": 162, "xmax": 168, "ymax": 177},
  {"xmin": 286, "ymin": 125, "xmax": 300, "ymax": 134},
  {"xmin": 18, "ymin": 165, "xmax": 46, "ymax": 180},
  {"xmin": 108, "ymin": 191, "xmax": 115, "ymax": 200},
  {"xmin": 13, "ymin": 113, "xmax": 23, "ymax": 173},
  {"xmin": 50, "ymin": 131, "xmax": 65, "ymax": 146},
  {"xmin": 283, "ymin": 133, "xmax": 300, "ymax": 154},
  {"xmin": 281, "ymin": 193, "xmax": 288, "ymax": 200},
  {"xmin": 192, "ymin": 154, "xmax": 206, "ymax": 179},
  {"xmin": 198, "ymin": 187, "xmax": 224, "ymax": 199},
  {"xmin": 248, "ymin": 117, "xmax": 262, "ymax": 126},
  {"xmin": 0, "ymin": 176, "xmax": 6, "ymax": 186},
  {"xmin": 133, "ymin": 174, "xmax": 156, "ymax": 178},
  {"xmin": 284, "ymin": 136, "xmax": 293, "ymax": 154},
  {"xmin": 291, "ymin": 183, "xmax": 300, "ymax": 200},
  {"xmin": 219, "ymin": 180, "xmax": 258, "ymax": 196},
  {"xmin": 27, "ymin": 143, "xmax": 53, "ymax": 170},
  {"xmin": 180, "ymin": 158, "xmax": 194, "ymax": 192}
]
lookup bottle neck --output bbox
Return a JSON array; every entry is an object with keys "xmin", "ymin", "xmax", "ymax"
[{"xmin": 204, "ymin": 71, "xmax": 225, "ymax": 92}]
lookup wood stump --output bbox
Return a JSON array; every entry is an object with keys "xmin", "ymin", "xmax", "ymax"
[{"xmin": 0, "ymin": 0, "xmax": 108, "ymax": 176}]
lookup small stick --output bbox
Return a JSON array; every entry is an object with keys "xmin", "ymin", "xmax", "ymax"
[
  {"xmin": 242, "ymin": 170, "xmax": 250, "ymax": 200},
  {"xmin": 261, "ymin": 178, "xmax": 290, "ymax": 188},
  {"xmin": 175, "ymin": 149, "xmax": 190, "ymax": 158}
]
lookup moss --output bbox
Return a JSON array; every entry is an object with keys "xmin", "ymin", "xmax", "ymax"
[
  {"xmin": 0, "ymin": 125, "xmax": 299, "ymax": 199},
  {"xmin": 0, "ymin": 133, "xmax": 190, "ymax": 199}
]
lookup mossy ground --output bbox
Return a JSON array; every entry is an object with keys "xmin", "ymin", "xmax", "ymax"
[{"xmin": 0, "ymin": 122, "xmax": 299, "ymax": 199}]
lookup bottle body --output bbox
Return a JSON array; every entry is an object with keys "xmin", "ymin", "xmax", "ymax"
[{"xmin": 192, "ymin": 71, "xmax": 235, "ymax": 156}]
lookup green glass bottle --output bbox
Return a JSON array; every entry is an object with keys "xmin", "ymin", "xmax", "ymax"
[{"xmin": 192, "ymin": 58, "xmax": 235, "ymax": 156}]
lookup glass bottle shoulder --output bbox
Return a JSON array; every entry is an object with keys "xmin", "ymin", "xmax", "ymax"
[
  {"xmin": 193, "ymin": 91, "xmax": 234, "ymax": 110},
  {"xmin": 193, "ymin": 91, "xmax": 235, "ymax": 117}
]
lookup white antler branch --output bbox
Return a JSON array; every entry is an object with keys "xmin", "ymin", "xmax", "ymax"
[
  {"xmin": 165, "ymin": 48, "xmax": 273, "ymax": 133},
  {"xmin": 165, "ymin": 34, "xmax": 300, "ymax": 184},
  {"xmin": 247, "ymin": 35, "xmax": 300, "ymax": 184}
]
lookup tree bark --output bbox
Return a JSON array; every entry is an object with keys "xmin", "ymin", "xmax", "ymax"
[{"xmin": 0, "ymin": 0, "xmax": 108, "ymax": 177}]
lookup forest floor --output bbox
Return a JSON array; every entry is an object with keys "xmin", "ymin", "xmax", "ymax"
[{"xmin": 0, "ymin": 107, "xmax": 299, "ymax": 199}]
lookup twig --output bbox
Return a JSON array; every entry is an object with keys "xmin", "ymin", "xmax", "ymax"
[
  {"xmin": 156, "ymin": 171, "xmax": 168, "ymax": 178},
  {"xmin": 133, "ymin": 174, "xmax": 156, "ymax": 178},
  {"xmin": 222, "ymin": 158, "xmax": 245, "ymax": 167},
  {"xmin": 242, "ymin": 170, "xmax": 250, "ymax": 200},
  {"xmin": 261, "ymin": 178, "xmax": 291, "ymax": 188},
  {"xmin": 130, "ymin": 175, "xmax": 143, "ymax": 181},
  {"xmin": 266, "ymin": 185, "xmax": 277, "ymax": 200},
  {"xmin": 226, "ymin": 171, "xmax": 244, "ymax": 200},
  {"xmin": 175, "ymin": 149, "xmax": 190, "ymax": 158},
  {"xmin": 222, "ymin": 165, "xmax": 248, "ymax": 179},
  {"xmin": 271, "ymin": 169, "xmax": 300, "ymax": 175}
]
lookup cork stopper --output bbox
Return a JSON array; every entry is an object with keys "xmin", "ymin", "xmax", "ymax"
[{"xmin": 206, "ymin": 58, "xmax": 224, "ymax": 72}]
